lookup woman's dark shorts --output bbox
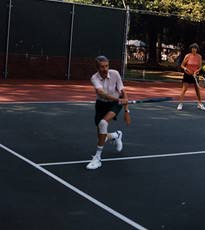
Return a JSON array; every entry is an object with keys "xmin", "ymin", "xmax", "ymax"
[
  {"xmin": 183, "ymin": 72, "xmax": 196, "ymax": 84},
  {"xmin": 95, "ymin": 100, "xmax": 123, "ymax": 126}
]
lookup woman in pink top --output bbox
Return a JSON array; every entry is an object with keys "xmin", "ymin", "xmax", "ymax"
[{"xmin": 177, "ymin": 43, "xmax": 205, "ymax": 110}]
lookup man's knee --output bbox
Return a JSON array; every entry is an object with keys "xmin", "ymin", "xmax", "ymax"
[{"xmin": 98, "ymin": 119, "xmax": 108, "ymax": 134}]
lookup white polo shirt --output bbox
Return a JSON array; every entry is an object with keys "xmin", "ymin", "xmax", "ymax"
[{"xmin": 91, "ymin": 69, "xmax": 124, "ymax": 102}]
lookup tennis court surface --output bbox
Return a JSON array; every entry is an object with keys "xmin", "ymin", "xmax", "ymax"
[{"xmin": 1, "ymin": 100, "xmax": 205, "ymax": 230}]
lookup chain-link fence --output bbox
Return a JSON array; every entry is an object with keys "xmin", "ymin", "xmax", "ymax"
[
  {"xmin": 0, "ymin": 0, "xmax": 8, "ymax": 77},
  {"xmin": 0, "ymin": 0, "xmax": 127, "ymax": 80}
]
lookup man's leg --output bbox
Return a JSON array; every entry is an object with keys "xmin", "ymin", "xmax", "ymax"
[
  {"xmin": 86, "ymin": 112, "xmax": 116, "ymax": 170},
  {"xmin": 98, "ymin": 111, "xmax": 123, "ymax": 153},
  {"xmin": 98, "ymin": 112, "xmax": 116, "ymax": 143}
]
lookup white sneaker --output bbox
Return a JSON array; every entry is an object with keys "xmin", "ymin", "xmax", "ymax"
[
  {"xmin": 114, "ymin": 130, "xmax": 123, "ymax": 152},
  {"xmin": 197, "ymin": 103, "xmax": 205, "ymax": 110},
  {"xmin": 177, "ymin": 103, "xmax": 183, "ymax": 111},
  {"xmin": 86, "ymin": 156, "xmax": 102, "ymax": 170}
]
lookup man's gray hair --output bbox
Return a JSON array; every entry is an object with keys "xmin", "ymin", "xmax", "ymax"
[{"xmin": 95, "ymin": 56, "xmax": 109, "ymax": 65}]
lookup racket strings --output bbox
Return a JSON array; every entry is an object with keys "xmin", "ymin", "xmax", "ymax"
[{"xmin": 195, "ymin": 75, "xmax": 205, "ymax": 88}]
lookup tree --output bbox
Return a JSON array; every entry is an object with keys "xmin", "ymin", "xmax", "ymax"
[
  {"xmin": 67, "ymin": 0, "xmax": 205, "ymax": 22},
  {"xmin": 146, "ymin": 0, "xmax": 205, "ymax": 22}
]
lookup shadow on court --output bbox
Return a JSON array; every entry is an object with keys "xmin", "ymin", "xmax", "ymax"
[
  {"xmin": 1, "ymin": 80, "xmax": 205, "ymax": 102},
  {"xmin": 0, "ymin": 102, "xmax": 205, "ymax": 230}
]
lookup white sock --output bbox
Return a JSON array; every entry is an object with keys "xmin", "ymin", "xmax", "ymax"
[
  {"xmin": 107, "ymin": 131, "xmax": 119, "ymax": 141},
  {"xmin": 95, "ymin": 146, "xmax": 104, "ymax": 159}
]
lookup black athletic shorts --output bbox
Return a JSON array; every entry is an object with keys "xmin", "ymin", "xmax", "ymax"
[
  {"xmin": 183, "ymin": 72, "xmax": 196, "ymax": 84},
  {"xmin": 95, "ymin": 100, "xmax": 123, "ymax": 126}
]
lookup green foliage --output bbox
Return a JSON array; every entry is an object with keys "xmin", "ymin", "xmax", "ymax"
[
  {"xmin": 64, "ymin": 0, "xmax": 205, "ymax": 22},
  {"xmin": 146, "ymin": 0, "xmax": 205, "ymax": 22}
]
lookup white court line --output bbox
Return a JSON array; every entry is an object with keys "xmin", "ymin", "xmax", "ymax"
[
  {"xmin": 0, "ymin": 101, "xmax": 200, "ymax": 106},
  {"xmin": 0, "ymin": 143, "xmax": 148, "ymax": 230},
  {"xmin": 0, "ymin": 100, "xmax": 200, "ymax": 105},
  {"xmin": 38, "ymin": 150, "xmax": 205, "ymax": 166}
]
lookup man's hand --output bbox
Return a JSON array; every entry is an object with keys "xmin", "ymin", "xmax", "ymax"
[
  {"xmin": 124, "ymin": 111, "xmax": 131, "ymax": 126},
  {"xmin": 118, "ymin": 98, "xmax": 128, "ymax": 105}
]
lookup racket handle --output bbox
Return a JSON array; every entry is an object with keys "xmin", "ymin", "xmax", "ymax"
[{"xmin": 194, "ymin": 76, "xmax": 200, "ymax": 88}]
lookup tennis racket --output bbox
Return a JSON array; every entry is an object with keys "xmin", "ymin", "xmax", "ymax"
[
  {"xmin": 128, "ymin": 97, "xmax": 172, "ymax": 104},
  {"xmin": 194, "ymin": 74, "xmax": 205, "ymax": 88}
]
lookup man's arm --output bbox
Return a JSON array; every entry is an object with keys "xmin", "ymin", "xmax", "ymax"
[
  {"xmin": 91, "ymin": 75, "xmax": 126, "ymax": 103},
  {"xmin": 96, "ymin": 88, "xmax": 119, "ymax": 102},
  {"xmin": 120, "ymin": 89, "xmax": 131, "ymax": 126},
  {"xmin": 96, "ymin": 88, "xmax": 128, "ymax": 104},
  {"xmin": 120, "ymin": 89, "xmax": 129, "ymax": 110}
]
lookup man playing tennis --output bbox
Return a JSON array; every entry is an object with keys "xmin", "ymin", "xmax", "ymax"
[{"xmin": 86, "ymin": 56, "xmax": 131, "ymax": 170}]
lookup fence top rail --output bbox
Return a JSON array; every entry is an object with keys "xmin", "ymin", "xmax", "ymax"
[
  {"xmin": 130, "ymin": 8, "xmax": 175, "ymax": 17},
  {"xmin": 42, "ymin": 0, "xmax": 126, "ymax": 11},
  {"xmin": 29, "ymin": 0, "xmax": 192, "ymax": 20},
  {"xmin": 129, "ymin": 8, "xmax": 203, "ymax": 23}
]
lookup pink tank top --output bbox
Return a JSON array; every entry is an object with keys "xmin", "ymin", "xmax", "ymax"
[{"xmin": 186, "ymin": 54, "xmax": 200, "ymax": 75}]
